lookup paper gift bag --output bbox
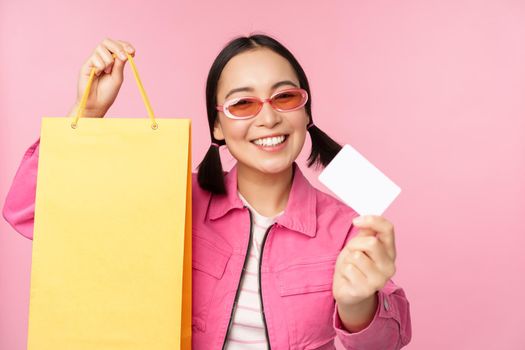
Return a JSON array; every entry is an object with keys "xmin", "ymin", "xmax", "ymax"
[{"xmin": 28, "ymin": 52, "xmax": 192, "ymax": 350}]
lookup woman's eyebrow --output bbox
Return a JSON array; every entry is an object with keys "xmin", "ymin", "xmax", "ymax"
[{"xmin": 224, "ymin": 80, "xmax": 298, "ymax": 100}]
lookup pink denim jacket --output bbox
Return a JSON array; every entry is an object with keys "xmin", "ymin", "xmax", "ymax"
[{"xmin": 3, "ymin": 138, "xmax": 412, "ymax": 350}]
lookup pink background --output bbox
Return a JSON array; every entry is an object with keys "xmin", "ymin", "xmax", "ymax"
[{"xmin": 1, "ymin": 0, "xmax": 524, "ymax": 349}]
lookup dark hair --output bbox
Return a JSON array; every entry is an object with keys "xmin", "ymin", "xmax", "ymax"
[{"xmin": 197, "ymin": 33, "xmax": 342, "ymax": 194}]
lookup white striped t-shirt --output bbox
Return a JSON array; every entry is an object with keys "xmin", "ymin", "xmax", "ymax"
[{"xmin": 224, "ymin": 191, "xmax": 284, "ymax": 349}]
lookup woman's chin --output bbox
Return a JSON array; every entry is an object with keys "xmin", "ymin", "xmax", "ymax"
[{"xmin": 253, "ymin": 159, "xmax": 294, "ymax": 175}]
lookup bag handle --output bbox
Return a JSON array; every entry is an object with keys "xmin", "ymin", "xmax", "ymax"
[{"xmin": 71, "ymin": 52, "xmax": 158, "ymax": 130}]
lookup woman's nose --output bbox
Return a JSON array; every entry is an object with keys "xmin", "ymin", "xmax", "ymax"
[{"xmin": 256, "ymin": 101, "xmax": 282, "ymax": 128}]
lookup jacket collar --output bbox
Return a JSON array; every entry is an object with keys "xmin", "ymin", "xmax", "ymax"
[{"xmin": 207, "ymin": 162, "xmax": 317, "ymax": 237}]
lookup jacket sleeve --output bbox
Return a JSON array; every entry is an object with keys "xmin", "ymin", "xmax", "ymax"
[
  {"xmin": 332, "ymin": 221, "xmax": 412, "ymax": 349},
  {"xmin": 2, "ymin": 138, "xmax": 40, "ymax": 240}
]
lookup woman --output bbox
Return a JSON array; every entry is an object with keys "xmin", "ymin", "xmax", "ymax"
[{"xmin": 3, "ymin": 34, "xmax": 411, "ymax": 349}]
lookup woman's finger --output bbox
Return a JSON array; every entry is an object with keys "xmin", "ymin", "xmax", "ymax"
[
  {"xmin": 345, "ymin": 250, "xmax": 385, "ymax": 291},
  {"xmin": 101, "ymin": 38, "xmax": 128, "ymax": 61},
  {"xmin": 352, "ymin": 215, "xmax": 396, "ymax": 260},
  {"xmin": 342, "ymin": 262, "xmax": 370, "ymax": 297},
  {"xmin": 96, "ymin": 46, "xmax": 114, "ymax": 65},
  {"xmin": 90, "ymin": 53, "xmax": 105, "ymax": 76},
  {"xmin": 344, "ymin": 235, "xmax": 391, "ymax": 274},
  {"xmin": 94, "ymin": 47, "xmax": 114, "ymax": 74},
  {"xmin": 116, "ymin": 40, "xmax": 135, "ymax": 55}
]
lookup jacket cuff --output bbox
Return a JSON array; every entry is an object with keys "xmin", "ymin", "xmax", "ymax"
[
  {"xmin": 24, "ymin": 137, "xmax": 41, "ymax": 158},
  {"xmin": 332, "ymin": 289, "xmax": 402, "ymax": 349},
  {"xmin": 2, "ymin": 138, "xmax": 40, "ymax": 240}
]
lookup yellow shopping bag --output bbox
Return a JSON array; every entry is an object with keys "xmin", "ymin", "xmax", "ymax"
[{"xmin": 28, "ymin": 52, "xmax": 191, "ymax": 350}]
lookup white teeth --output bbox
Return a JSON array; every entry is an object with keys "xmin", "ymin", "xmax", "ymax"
[{"xmin": 253, "ymin": 135, "xmax": 286, "ymax": 146}]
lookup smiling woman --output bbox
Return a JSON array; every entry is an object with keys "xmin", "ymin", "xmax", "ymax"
[
  {"xmin": 191, "ymin": 34, "xmax": 411, "ymax": 349},
  {"xmin": 2, "ymin": 33, "xmax": 412, "ymax": 350}
]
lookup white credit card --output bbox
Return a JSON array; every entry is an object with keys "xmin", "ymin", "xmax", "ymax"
[{"xmin": 318, "ymin": 144, "xmax": 401, "ymax": 216}]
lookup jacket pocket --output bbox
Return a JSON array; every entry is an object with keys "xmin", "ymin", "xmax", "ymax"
[
  {"xmin": 277, "ymin": 254, "xmax": 338, "ymax": 296},
  {"xmin": 192, "ymin": 232, "xmax": 232, "ymax": 332},
  {"xmin": 276, "ymin": 254, "xmax": 338, "ymax": 349}
]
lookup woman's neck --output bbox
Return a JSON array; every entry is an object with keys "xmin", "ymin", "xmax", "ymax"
[{"xmin": 236, "ymin": 163, "xmax": 294, "ymax": 217}]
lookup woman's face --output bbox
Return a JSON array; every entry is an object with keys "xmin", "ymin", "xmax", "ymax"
[{"xmin": 214, "ymin": 48, "xmax": 310, "ymax": 175}]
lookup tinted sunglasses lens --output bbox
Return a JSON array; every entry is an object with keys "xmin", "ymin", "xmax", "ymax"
[
  {"xmin": 272, "ymin": 90, "xmax": 305, "ymax": 110},
  {"xmin": 228, "ymin": 98, "xmax": 260, "ymax": 118}
]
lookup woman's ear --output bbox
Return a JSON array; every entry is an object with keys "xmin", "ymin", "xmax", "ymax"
[{"xmin": 213, "ymin": 119, "xmax": 225, "ymax": 141}]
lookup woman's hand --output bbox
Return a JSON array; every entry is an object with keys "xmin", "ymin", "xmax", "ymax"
[
  {"xmin": 68, "ymin": 38, "xmax": 136, "ymax": 118},
  {"xmin": 333, "ymin": 215, "xmax": 397, "ymax": 309}
]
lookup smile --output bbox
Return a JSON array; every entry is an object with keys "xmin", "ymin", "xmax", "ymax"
[{"xmin": 251, "ymin": 135, "xmax": 288, "ymax": 147}]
